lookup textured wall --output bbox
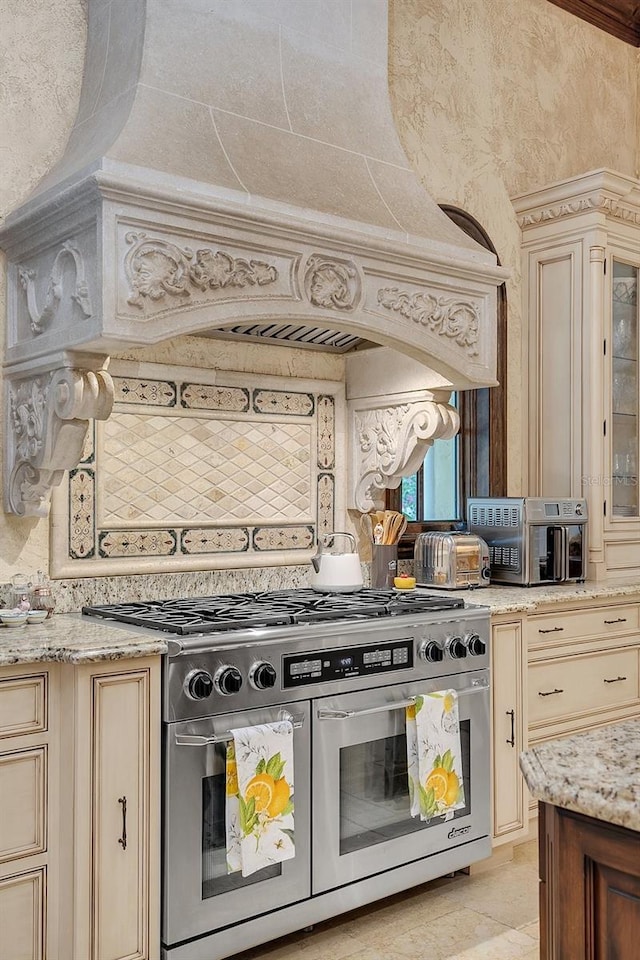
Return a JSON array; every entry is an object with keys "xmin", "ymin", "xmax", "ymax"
[
  {"xmin": 1, "ymin": 0, "xmax": 639, "ymax": 583},
  {"xmin": 389, "ymin": 0, "xmax": 639, "ymax": 494},
  {"xmin": 0, "ymin": 0, "xmax": 86, "ymax": 581}
]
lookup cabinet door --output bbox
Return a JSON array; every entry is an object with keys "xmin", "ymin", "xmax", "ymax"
[
  {"xmin": 609, "ymin": 258, "xmax": 640, "ymax": 520},
  {"xmin": 491, "ymin": 620, "xmax": 528, "ymax": 844},
  {"xmin": 0, "ymin": 868, "xmax": 45, "ymax": 960},
  {"xmin": 58, "ymin": 659, "xmax": 159, "ymax": 960},
  {"xmin": 88, "ymin": 667, "xmax": 159, "ymax": 960},
  {"xmin": 541, "ymin": 803, "xmax": 640, "ymax": 959}
]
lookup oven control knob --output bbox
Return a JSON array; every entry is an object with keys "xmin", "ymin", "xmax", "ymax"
[
  {"xmin": 447, "ymin": 636, "xmax": 468, "ymax": 659},
  {"xmin": 467, "ymin": 633, "xmax": 486, "ymax": 656},
  {"xmin": 215, "ymin": 666, "xmax": 243, "ymax": 696},
  {"xmin": 419, "ymin": 640, "xmax": 444, "ymax": 663},
  {"xmin": 185, "ymin": 670, "xmax": 214, "ymax": 701},
  {"xmin": 250, "ymin": 661, "xmax": 277, "ymax": 690}
]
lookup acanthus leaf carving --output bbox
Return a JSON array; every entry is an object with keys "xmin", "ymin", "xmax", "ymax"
[
  {"xmin": 124, "ymin": 232, "xmax": 278, "ymax": 310},
  {"xmin": 377, "ymin": 287, "xmax": 480, "ymax": 356},
  {"xmin": 304, "ymin": 255, "xmax": 360, "ymax": 311},
  {"xmin": 18, "ymin": 241, "xmax": 92, "ymax": 335},
  {"xmin": 5, "ymin": 366, "xmax": 114, "ymax": 517},
  {"xmin": 351, "ymin": 397, "xmax": 459, "ymax": 513}
]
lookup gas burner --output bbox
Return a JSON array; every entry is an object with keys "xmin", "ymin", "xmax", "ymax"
[{"xmin": 82, "ymin": 588, "xmax": 465, "ymax": 635}]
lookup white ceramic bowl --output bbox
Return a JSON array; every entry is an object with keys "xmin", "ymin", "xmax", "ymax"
[
  {"xmin": 0, "ymin": 611, "xmax": 28, "ymax": 626},
  {"xmin": 27, "ymin": 610, "xmax": 48, "ymax": 624}
]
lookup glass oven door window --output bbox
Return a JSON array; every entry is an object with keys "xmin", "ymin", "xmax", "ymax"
[
  {"xmin": 164, "ymin": 704, "xmax": 311, "ymax": 947},
  {"xmin": 201, "ymin": 743, "xmax": 280, "ymax": 900},
  {"xmin": 312, "ymin": 680, "xmax": 490, "ymax": 894},
  {"xmin": 339, "ymin": 721, "xmax": 471, "ymax": 855}
]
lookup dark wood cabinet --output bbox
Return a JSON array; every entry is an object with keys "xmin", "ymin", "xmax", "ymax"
[{"xmin": 539, "ymin": 802, "xmax": 640, "ymax": 959}]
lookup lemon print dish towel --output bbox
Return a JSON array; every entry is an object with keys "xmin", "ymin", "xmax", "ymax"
[
  {"xmin": 406, "ymin": 690, "xmax": 465, "ymax": 821},
  {"xmin": 226, "ymin": 720, "xmax": 295, "ymax": 877}
]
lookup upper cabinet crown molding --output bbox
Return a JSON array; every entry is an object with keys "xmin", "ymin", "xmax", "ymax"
[{"xmin": 547, "ymin": 0, "xmax": 640, "ymax": 46}]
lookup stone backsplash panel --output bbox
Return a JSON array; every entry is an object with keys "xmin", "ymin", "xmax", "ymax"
[{"xmin": 49, "ymin": 360, "xmax": 345, "ymax": 577}]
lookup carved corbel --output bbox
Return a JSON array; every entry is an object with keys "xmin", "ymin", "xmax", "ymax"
[
  {"xmin": 5, "ymin": 365, "xmax": 114, "ymax": 517},
  {"xmin": 350, "ymin": 395, "xmax": 459, "ymax": 513}
]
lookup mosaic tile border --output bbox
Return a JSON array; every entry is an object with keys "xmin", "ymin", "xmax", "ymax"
[{"xmin": 51, "ymin": 364, "xmax": 343, "ymax": 577}]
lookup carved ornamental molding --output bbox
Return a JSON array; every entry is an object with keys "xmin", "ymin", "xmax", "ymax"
[
  {"xmin": 5, "ymin": 366, "xmax": 114, "ymax": 517},
  {"xmin": 303, "ymin": 255, "xmax": 361, "ymax": 311},
  {"xmin": 516, "ymin": 193, "xmax": 640, "ymax": 229},
  {"xmin": 18, "ymin": 242, "xmax": 92, "ymax": 335},
  {"xmin": 351, "ymin": 396, "xmax": 459, "ymax": 513},
  {"xmin": 377, "ymin": 287, "xmax": 480, "ymax": 356},
  {"xmin": 124, "ymin": 232, "xmax": 279, "ymax": 310}
]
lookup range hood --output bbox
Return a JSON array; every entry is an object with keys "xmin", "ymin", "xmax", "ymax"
[{"xmin": 1, "ymin": 0, "xmax": 507, "ymax": 517}]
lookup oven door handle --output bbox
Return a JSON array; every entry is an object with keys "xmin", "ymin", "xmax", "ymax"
[
  {"xmin": 174, "ymin": 710, "xmax": 304, "ymax": 746},
  {"xmin": 316, "ymin": 678, "xmax": 489, "ymax": 720}
]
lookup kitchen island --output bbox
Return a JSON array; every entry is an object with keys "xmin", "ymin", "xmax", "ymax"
[{"xmin": 520, "ymin": 719, "xmax": 640, "ymax": 959}]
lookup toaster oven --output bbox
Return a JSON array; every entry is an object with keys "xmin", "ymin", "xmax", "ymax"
[
  {"xmin": 414, "ymin": 531, "xmax": 490, "ymax": 589},
  {"xmin": 467, "ymin": 497, "xmax": 587, "ymax": 585}
]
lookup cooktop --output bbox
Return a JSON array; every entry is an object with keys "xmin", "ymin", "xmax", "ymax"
[{"xmin": 82, "ymin": 588, "xmax": 466, "ymax": 636}]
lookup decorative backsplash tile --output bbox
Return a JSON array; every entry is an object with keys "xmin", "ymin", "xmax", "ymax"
[{"xmin": 50, "ymin": 361, "xmax": 344, "ymax": 577}]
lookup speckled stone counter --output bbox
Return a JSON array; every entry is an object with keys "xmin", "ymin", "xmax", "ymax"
[
  {"xmin": 519, "ymin": 718, "xmax": 640, "ymax": 832},
  {"xmin": 3, "ymin": 577, "xmax": 640, "ymax": 667},
  {"xmin": 0, "ymin": 613, "xmax": 167, "ymax": 666},
  {"xmin": 443, "ymin": 579, "xmax": 640, "ymax": 615}
]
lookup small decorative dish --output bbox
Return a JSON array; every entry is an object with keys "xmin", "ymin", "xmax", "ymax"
[
  {"xmin": 26, "ymin": 610, "xmax": 49, "ymax": 624},
  {"xmin": 0, "ymin": 611, "xmax": 28, "ymax": 627}
]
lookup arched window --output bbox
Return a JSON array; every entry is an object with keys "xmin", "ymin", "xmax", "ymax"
[{"xmin": 387, "ymin": 206, "xmax": 507, "ymax": 555}]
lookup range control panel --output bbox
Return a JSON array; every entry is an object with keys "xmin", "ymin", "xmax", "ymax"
[{"xmin": 283, "ymin": 639, "xmax": 413, "ymax": 688}]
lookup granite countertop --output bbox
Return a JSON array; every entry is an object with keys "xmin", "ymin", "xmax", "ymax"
[
  {"xmin": 519, "ymin": 718, "xmax": 640, "ymax": 832},
  {"xmin": 2, "ymin": 577, "xmax": 640, "ymax": 667},
  {"xmin": 0, "ymin": 613, "xmax": 168, "ymax": 666},
  {"xmin": 445, "ymin": 579, "xmax": 640, "ymax": 615}
]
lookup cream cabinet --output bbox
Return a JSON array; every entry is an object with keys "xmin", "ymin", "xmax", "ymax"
[
  {"xmin": 0, "ymin": 665, "xmax": 57, "ymax": 960},
  {"xmin": 58, "ymin": 657, "xmax": 161, "ymax": 960},
  {"xmin": 513, "ymin": 169, "xmax": 640, "ymax": 581},
  {"xmin": 490, "ymin": 617, "xmax": 528, "ymax": 846},
  {"xmin": 527, "ymin": 602, "xmax": 640, "ymax": 744}
]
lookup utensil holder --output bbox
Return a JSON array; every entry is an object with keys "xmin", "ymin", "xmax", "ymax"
[{"xmin": 371, "ymin": 544, "xmax": 398, "ymax": 589}]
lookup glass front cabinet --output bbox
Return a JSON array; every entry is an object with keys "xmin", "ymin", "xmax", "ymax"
[
  {"xmin": 611, "ymin": 259, "xmax": 639, "ymax": 518},
  {"xmin": 513, "ymin": 169, "xmax": 640, "ymax": 581}
]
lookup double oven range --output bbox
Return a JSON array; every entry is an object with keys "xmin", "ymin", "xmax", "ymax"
[{"xmin": 84, "ymin": 588, "xmax": 491, "ymax": 960}]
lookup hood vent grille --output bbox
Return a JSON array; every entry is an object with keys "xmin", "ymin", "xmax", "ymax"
[{"xmin": 209, "ymin": 324, "xmax": 368, "ymax": 353}]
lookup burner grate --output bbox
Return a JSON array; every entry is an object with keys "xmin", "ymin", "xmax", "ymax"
[{"xmin": 82, "ymin": 588, "xmax": 465, "ymax": 635}]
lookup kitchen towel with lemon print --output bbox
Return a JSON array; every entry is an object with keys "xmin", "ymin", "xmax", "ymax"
[
  {"xmin": 406, "ymin": 690, "xmax": 465, "ymax": 821},
  {"xmin": 226, "ymin": 720, "xmax": 295, "ymax": 877}
]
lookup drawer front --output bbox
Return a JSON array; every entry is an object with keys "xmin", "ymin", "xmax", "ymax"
[
  {"xmin": 0, "ymin": 747, "xmax": 47, "ymax": 863},
  {"xmin": 529, "ymin": 649, "xmax": 640, "ymax": 726},
  {"xmin": 0, "ymin": 674, "xmax": 47, "ymax": 739},
  {"xmin": 527, "ymin": 605, "xmax": 640, "ymax": 649},
  {"xmin": 0, "ymin": 867, "xmax": 45, "ymax": 960}
]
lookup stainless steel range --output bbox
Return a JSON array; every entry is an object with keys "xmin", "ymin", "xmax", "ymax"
[{"xmin": 83, "ymin": 588, "xmax": 491, "ymax": 960}]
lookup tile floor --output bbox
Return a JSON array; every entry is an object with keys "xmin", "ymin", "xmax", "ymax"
[{"xmin": 229, "ymin": 840, "xmax": 540, "ymax": 960}]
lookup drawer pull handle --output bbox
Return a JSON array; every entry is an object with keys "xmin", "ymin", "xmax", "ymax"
[
  {"xmin": 604, "ymin": 618, "xmax": 627, "ymax": 625},
  {"xmin": 118, "ymin": 796, "xmax": 127, "ymax": 851},
  {"xmin": 538, "ymin": 627, "xmax": 564, "ymax": 634},
  {"xmin": 603, "ymin": 676, "xmax": 627, "ymax": 684},
  {"xmin": 538, "ymin": 688, "xmax": 564, "ymax": 697},
  {"xmin": 506, "ymin": 709, "xmax": 515, "ymax": 747}
]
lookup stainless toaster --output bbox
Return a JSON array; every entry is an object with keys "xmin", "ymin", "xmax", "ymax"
[{"xmin": 414, "ymin": 531, "xmax": 490, "ymax": 589}]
